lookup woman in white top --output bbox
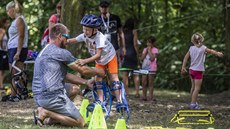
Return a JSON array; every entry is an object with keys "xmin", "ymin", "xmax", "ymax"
[{"xmin": 6, "ymin": 0, "xmax": 28, "ymax": 102}]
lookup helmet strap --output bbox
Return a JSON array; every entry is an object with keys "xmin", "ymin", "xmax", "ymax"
[{"xmin": 89, "ymin": 28, "xmax": 97, "ymax": 38}]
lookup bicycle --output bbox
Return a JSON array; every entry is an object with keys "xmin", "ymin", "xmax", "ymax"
[{"xmin": 86, "ymin": 79, "xmax": 130, "ymax": 122}]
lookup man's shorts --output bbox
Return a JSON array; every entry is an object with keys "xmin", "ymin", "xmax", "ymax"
[
  {"xmin": 0, "ymin": 50, "xmax": 9, "ymax": 70},
  {"xmin": 35, "ymin": 93, "xmax": 81, "ymax": 120},
  {"xmin": 8, "ymin": 48, "xmax": 28, "ymax": 64},
  {"xmin": 64, "ymin": 83, "xmax": 72, "ymax": 97},
  {"xmin": 189, "ymin": 69, "xmax": 203, "ymax": 79}
]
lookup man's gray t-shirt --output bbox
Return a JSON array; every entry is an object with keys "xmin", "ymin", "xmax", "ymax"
[{"xmin": 32, "ymin": 44, "xmax": 76, "ymax": 99}]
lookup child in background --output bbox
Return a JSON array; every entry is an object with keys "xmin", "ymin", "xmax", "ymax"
[
  {"xmin": 41, "ymin": 1, "xmax": 61, "ymax": 48},
  {"xmin": 0, "ymin": 17, "xmax": 10, "ymax": 90},
  {"xmin": 181, "ymin": 32, "xmax": 224, "ymax": 109},
  {"xmin": 67, "ymin": 14, "xmax": 127, "ymax": 111},
  {"xmin": 140, "ymin": 36, "xmax": 158, "ymax": 102}
]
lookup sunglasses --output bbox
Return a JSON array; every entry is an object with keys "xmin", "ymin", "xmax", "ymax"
[{"xmin": 62, "ymin": 34, "xmax": 70, "ymax": 39}]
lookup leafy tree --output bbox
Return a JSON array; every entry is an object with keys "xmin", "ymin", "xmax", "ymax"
[{"xmin": 0, "ymin": 0, "xmax": 228, "ymax": 92}]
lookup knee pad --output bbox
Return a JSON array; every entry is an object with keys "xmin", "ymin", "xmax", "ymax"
[
  {"xmin": 111, "ymin": 81, "xmax": 127, "ymax": 104},
  {"xmin": 111, "ymin": 81, "xmax": 122, "ymax": 91},
  {"xmin": 93, "ymin": 81, "xmax": 107, "ymax": 101},
  {"xmin": 112, "ymin": 81, "xmax": 130, "ymax": 121}
]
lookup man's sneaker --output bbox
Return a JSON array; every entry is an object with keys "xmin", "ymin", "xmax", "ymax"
[{"xmin": 189, "ymin": 103, "xmax": 201, "ymax": 110}]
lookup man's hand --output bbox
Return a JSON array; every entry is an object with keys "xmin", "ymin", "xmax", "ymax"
[
  {"xmin": 76, "ymin": 59, "xmax": 86, "ymax": 66},
  {"xmin": 86, "ymin": 78, "xmax": 95, "ymax": 89}
]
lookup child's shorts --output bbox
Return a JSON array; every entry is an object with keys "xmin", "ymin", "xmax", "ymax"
[
  {"xmin": 96, "ymin": 55, "xmax": 118, "ymax": 74},
  {"xmin": 189, "ymin": 69, "xmax": 203, "ymax": 79}
]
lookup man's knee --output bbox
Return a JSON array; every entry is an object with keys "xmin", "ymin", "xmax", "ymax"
[{"xmin": 72, "ymin": 85, "xmax": 80, "ymax": 95}]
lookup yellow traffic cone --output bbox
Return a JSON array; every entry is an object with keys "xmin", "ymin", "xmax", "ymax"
[
  {"xmin": 114, "ymin": 118, "xmax": 126, "ymax": 129},
  {"xmin": 88, "ymin": 104, "xmax": 107, "ymax": 129},
  {"xmin": 79, "ymin": 99, "xmax": 91, "ymax": 123}
]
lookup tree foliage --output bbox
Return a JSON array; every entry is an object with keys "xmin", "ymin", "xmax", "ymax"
[{"xmin": 0, "ymin": 0, "xmax": 229, "ymax": 93}]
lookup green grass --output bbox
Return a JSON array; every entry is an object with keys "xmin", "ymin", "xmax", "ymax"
[{"xmin": 0, "ymin": 89, "xmax": 229, "ymax": 129}]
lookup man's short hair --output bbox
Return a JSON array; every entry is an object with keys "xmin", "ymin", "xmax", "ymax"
[
  {"xmin": 49, "ymin": 23, "xmax": 68, "ymax": 40},
  {"xmin": 99, "ymin": 0, "xmax": 110, "ymax": 7}
]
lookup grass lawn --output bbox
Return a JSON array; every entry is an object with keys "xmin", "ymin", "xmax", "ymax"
[{"xmin": 0, "ymin": 88, "xmax": 229, "ymax": 129}]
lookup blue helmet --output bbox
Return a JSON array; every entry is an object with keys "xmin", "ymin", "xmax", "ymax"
[{"xmin": 80, "ymin": 14, "xmax": 102, "ymax": 28}]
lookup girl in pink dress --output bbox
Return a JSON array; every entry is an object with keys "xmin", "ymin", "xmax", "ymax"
[{"xmin": 141, "ymin": 36, "xmax": 158, "ymax": 102}]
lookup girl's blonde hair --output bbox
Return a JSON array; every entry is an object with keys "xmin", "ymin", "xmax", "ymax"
[
  {"xmin": 191, "ymin": 32, "xmax": 204, "ymax": 45},
  {"xmin": 6, "ymin": 0, "xmax": 23, "ymax": 16}
]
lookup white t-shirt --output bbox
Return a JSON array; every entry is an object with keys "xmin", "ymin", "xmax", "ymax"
[
  {"xmin": 189, "ymin": 45, "xmax": 207, "ymax": 71},
  {"xmin": 8, "ymin": 16, "xmax": 28, "ymax": 49},
  {"xmin": 76, "ymin": 31, "xmax": 116, "ymax": 65}
]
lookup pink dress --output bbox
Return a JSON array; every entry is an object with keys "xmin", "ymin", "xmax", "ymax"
[{"xmin": 142, "ymin": 47, "xmax": 158, "ymax": 72}]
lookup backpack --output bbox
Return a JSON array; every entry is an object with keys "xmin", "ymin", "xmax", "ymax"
[{"xmin": 41, "ymin": 14, "xmax": 60, "ymax": 48}]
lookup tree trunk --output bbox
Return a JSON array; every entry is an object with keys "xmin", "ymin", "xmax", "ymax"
[
  {"xmin": 61, "ymin": 0, "xmax": 85, "ymax": 57},
  {"xmin": 223, "ymin": 0, "xmax": 230, "ymax": 89},
  {"xmin": 225, "ymin": 0, "xmax": 230, "ymax": 60}
]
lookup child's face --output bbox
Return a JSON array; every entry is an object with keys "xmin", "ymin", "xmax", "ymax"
[
  {"xmin": 83, "ymin": 26, "xmax": 94, "ymax": 38},
  {"xmin": 147, "ymin": 42, "xmax": 153, "ymax": 48}
]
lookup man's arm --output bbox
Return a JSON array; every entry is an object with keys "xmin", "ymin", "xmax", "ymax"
[
  {"xmin": 65, "ymin": 73, "xmax": 95, "ymax": 88},
  {"xmin": 65, "ymin": 73, "xmax": 88, "ymax": 85},
  {"xmin": 68, "ymin": 62, "xmax": 105, "ymax": 78}
]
